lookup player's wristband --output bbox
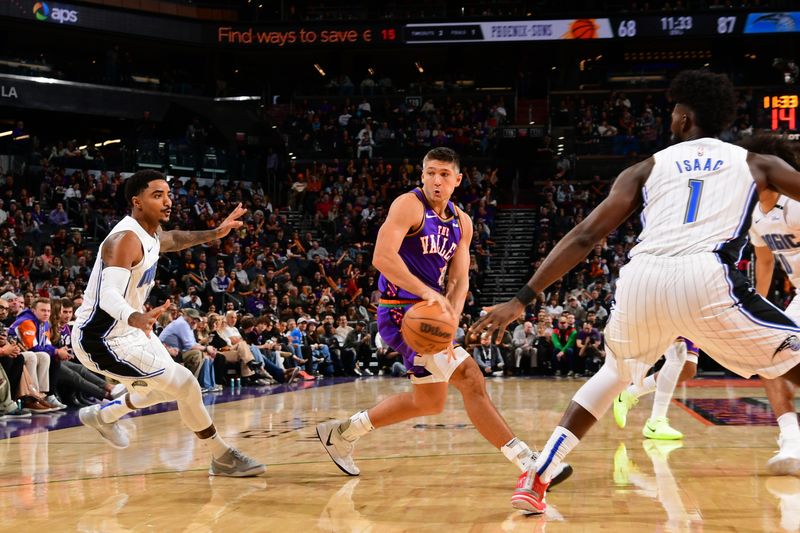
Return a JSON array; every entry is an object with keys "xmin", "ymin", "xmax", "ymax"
[{"xmin": 514, "ymin": 285, "xmax": 535, "ymax": 306}]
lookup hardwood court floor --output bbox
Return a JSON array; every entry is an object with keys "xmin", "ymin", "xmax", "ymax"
[{"xmin": 0, "ymin": 376, "xmax": 796, "ymax": 532}]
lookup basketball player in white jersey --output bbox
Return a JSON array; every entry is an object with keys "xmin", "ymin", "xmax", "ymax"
[
  {"xmin": 473, "ymin": 69, "xmax": 800, "ymax": 513},
  {"xmin": 741, "ymin": 134, "xmax": 800, "ymax": 475},
  {"xmin": 617, "ymin": 135, "xmax": 800, "ymax": 472},
  {"xmin": 73, "ymin": 170, "xmax": 265, "ymax": 477}
]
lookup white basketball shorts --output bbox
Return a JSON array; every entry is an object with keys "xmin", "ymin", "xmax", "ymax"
[
  {"xmin": 409, "ymin": 345, "xmax": 471, "ymax": 384},
  {"xmin": 73, "ymin": 327, "xmax": 175, "ymax": 383},
  {"xmin": 606, "ymin": 253, "xmax": 800, "ymax": 382}
]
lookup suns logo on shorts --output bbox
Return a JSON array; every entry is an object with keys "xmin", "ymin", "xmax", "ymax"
[{"xmin": 773, "ymin": 335, "xmax": 800, "ymax": 357}]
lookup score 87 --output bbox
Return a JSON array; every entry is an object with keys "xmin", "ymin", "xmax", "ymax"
[
  {"xmin": 717, "ymin": 16, "xmax": 736, "ymax": 34},
  {"xmin": 617, "ymin": 20, "xmax": 637, "ymax": 37}
]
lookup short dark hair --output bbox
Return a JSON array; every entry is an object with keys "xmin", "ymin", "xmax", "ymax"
[
  {"xmin": 239, "ymin": 316, "xmax": 256, "ymax": 330},
  {"xmin": 124, "ymin": 170, "xmax": 167, "ymax": 206},
  {"xmin": 59, "ymin": 297, "xmax": 74, "ymax": 310},
  {"xmin": 423, "ymin": 147, "xmax": 460, "ymax": 173},
  {"xmin": 669, "ymin": 69, "xmax": 736, "ymax": 137},
  {"xmin": 738, "ymin": 134, "xmax": 800, "ymax": 171}
]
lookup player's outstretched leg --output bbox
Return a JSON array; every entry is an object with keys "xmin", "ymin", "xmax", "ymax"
[
  {"xmin": 449, "ymin": 356, "xmax": 573, "ymax": 488},
  {"xmin": 83, "ymin": 357, "xmax": 265, "ymax": 477},
  {"xmin": 513, "ymin": 355, "xmax": 628, "ymax": 514},
  {"xmin": 316, "ymin": 381, "xmax": 447, "ymax": 476}
]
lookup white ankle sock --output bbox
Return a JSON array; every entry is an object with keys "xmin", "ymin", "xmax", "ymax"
[
  {"xmin": 628, "ymin": 374, "xmax": 657, "ymax": 399},
  {"xmin": 202, "ymin": 432, "xmax": 231, "ymax": 459},
  {"xmin": 339, "ymin": 410, "xmax": 374, "ymax": 442},
  {"xmin": 99, "ymin": 397, "xmax": 134, "ymax": 424},
  {"xmin": 533, "ymin": 426, "xmax": 580, "ymax": 483},
  {"xmin": 778, "ymin": 413, "xmax": 800, "ymax": 441},
  {"xmin": 501, "ymin": 437, "xmax": 535, "ymax": 472}
]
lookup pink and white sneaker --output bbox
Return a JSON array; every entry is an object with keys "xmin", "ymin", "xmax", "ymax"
[{"xmin": 511, "ymin": 467, "xmax": 550, "ymax": 514}]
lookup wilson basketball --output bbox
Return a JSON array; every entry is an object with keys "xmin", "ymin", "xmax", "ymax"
[{"xmin": 401, "ymin": 302, "xmax": 457, "ymax": 354}]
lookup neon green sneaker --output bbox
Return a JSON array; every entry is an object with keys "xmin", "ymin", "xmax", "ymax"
[
  {"xmin": 613, "ymin": 390, "xmax": 638, "ymax": 429},
  {"xmin": 613, "ymin": 442, "xmax": 637, "ymax": 486},
  {"xmin": 642, "ymin": 416, "xmax": 683, "ymax": 440}
]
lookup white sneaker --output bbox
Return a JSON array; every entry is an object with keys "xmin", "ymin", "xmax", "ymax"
[
  {"xmin": 316, "ymin": 420, "xmax": 360, "ymax": 476},
  {"xmin": 767, "ymin": 435, "xmax": 800, "ymax": 476},
  {"xmin": 79, "ymin": 405, "xmax": 129, "ymax": 449},
  {"xmin": 45, "ymin": 395, "xmax": 67, "ymax": 410},
  {"xmin": 110, "ymin": 383, "xmax": 127, "ymax": 399}
]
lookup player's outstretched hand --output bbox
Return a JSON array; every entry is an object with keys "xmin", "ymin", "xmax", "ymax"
[
  {"xmin": 128, "ymin": 300, "xmax": 171, "ymax": 338},
  {"xmin": 420, "ymin": 289, "xmax": 455, "ymax": 323},
  {"xmin": 470, "ymin": 298, "xmax": 525, "ymax": 344},
  {"xmin": 215, "ymin": 203, "xmax": 248, "ymax": 239}
]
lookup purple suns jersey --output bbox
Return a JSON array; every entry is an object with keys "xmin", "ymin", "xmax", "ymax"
[{"xmin": 378, "ymin": 188, "xmax": 462, "ymax": 300}]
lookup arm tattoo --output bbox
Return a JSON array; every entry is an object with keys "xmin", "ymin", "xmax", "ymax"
[{"xmin": 159, "ymin": 229, "xmax": 218, "ymax": 253}]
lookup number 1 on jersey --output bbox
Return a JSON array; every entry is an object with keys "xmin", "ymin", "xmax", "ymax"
[{"xmin": 684, "ymin": 179, "xmax": 704, "ymax": 224}]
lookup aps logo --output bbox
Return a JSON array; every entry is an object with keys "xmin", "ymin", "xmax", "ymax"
[
  {"xmin": 32, "ymin": 2, "xmax": 49, "ymax": 21},
  {"xmin": 33, "ymin": 2, "xmax": 79, "ymax": 24}
]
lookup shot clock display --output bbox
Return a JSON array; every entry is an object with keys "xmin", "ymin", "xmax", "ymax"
[{"xmin": 761, "ymin": 94, "xmax": 798, "ymax": 131}]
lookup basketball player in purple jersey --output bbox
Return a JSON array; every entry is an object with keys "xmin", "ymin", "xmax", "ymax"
[{"xmin": 316, "ymin": 147, "xmax": 572, "ymax": 488}]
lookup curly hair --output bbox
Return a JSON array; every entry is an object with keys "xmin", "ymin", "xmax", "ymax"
[
  {"xmin": 669, "ymin": 69, "xmax": 737, "ymax": 137},
  {"xmin": 738, "ymin": 134, "xmax": 800, "ymax": 171}
]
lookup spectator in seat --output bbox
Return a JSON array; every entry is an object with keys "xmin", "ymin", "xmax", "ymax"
[
  {"xmin": 50, "ymin": 297, "xmax": 120, "ymax": 406},
  {"xmin": 207, "ymin": 313, "xmax": 264, "ymax": 386},
  {"xmin": 48, "ymin": 202, "xmax": 69, "ymax": 227},
  {"xmin": 551, "ymin": 316, "xmax": 578, "ymax": 377},
  {"xmin": 343, "ymin": 320, "xmax": 372, "ymax": 376},
  {"xmin": 511, "ymin": 321, "xmax": 537, "ymax": 375},
  {"xmin": 473, "ymin": 333, "xmax": 504, "ymax": 376},
  {"xmin": 159, "ymin": 308, "xmax": 213, "ymax": 378},
  {"xmin": 575, "ymin": 321, "xmax": 604, "ymax": 376},
  {"xmin": 0, "ymin": 300, "xmax": 27, "ymax": 417},
  {"xmin": 241, "ymin": 315, "xmax": 298, "ymax": 383},
  {"xmin": 306, "ymin": 318, "xmax": 334, "ymax": 376},
  {"xmin": 1, "ymin": 292, "xmax": 22, "ymax": 327},
  {"xmin": 9, "ymin": 297, "xmax": 66, "ymax": 409}
]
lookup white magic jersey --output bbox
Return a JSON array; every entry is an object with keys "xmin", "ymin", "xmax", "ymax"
[
  {"xmin": 750, "ymin": 196, "xmax": 800, "ymax": 288},
  {"xmin": 74, "ymin": 216, "xmax": 160, "ymax": 339},
  {"xmin": 630, "ymin": 138, "xmax": 755, "ymax": 262}
]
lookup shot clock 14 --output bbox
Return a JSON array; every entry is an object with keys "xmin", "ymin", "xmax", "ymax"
[{"xmin": 763, "ymin": 95, "xmax": 798, "ymax": 131}]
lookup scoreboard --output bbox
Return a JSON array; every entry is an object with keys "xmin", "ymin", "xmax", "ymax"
[
  {"xmin": 609, "ymin": 14, "xmax": 743, "ymax": 38},
  {"xmin": 404, "ymin": 11, "xmax": 800, "ymax": 44}
]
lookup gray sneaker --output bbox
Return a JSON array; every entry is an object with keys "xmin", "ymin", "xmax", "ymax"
[
  {"xmin": 209, "ymin": 448, "xmax": 266, "ymax": 477},
  {"xmin": 79, "ymin": 404, "xmax": 129, "ymax": 449}
]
